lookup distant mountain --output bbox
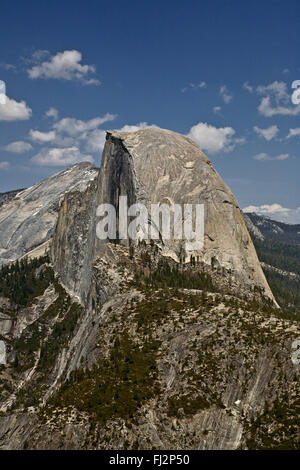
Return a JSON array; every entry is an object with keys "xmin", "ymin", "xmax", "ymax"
[
  {"xmin": 244, "ymin": 212, "xmax": 300, "ymax": 245},
  {"xmin": 244, "ymin": 212, "xmax": 300, "ymax": 314}
]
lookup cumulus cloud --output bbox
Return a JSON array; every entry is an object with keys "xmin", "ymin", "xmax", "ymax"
[
  {"xmin": 26, "ymin": 113, "xmax": 117, "ymax": 162},
  {"xmin": 29, "ymin": 129, "xmax": 56, "ymax": 143},
  {"xmin": 253, "ymin": 125, "xmax": 279, "ymax": 141},
  {"xmin": 0, "ymin": 161, "xmax": 10, "ymax": 170},
  {"xmin": 85, "ymin": 129, "xmax": 107, "ymax": 152},
  {"xmin": 256, "ymin": 81, "xmax": 300, "ymax": 117},
  {"xmin": 254, "ymin": 152, "xmax": 289, "ymax": 161},
  {"xmin": 117, "ymin": 122, "xmax": 158, "ymax": 133},
  {"xmin": 187, "ymin": 122, "xmax": 242, "ymax": 154},
  {"xmin": 53, "ymin": 113, "xmax": 116, "ymax": 136},
  {"xmin": 27, "ymin": 50, "xmax": 100, "ymax": 85},
  {"xmin": 286, "ymin": 128, "xmax": 300, "ymax": 139},
  {"xmin": 3, "ymin": 141, "xmax": 33, "ymax": 153},
  {"xmin": 181, "ymin": 82, "xmax": 207, "ymax": 93},
  {"xmin": 0, "ymin": 96, "xmax": 32, "ymax": 121},
  {"xmin": 28, "ymin": 115, "xmax": 157, "ymax": 165},
  {"xmin": 219, "ymin": 85, "xmax": 233, "ymax": 104},
  {"xmin": 258, "ymin": 97, "xmax": 300, "ymax": 117},
  {"xmin": 243, "ymin": 203, "xmax": 300, "ymax": 224},
  {"xmin": 31, "ymin": 146, "xmax": 94, "ymax": 166},
  {"xmin": 45, "ymin": 107, "xmax": 58, "ymax": 120},
  {"xmin": 257, "ymin": 81, "xmax": 287, "ymax": 101}
]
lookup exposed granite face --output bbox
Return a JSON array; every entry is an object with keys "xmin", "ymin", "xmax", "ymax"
[
  {"xmin": 0, "ymin": 162, "xmax": 98, "ymax": 267},
  {"xmin": 94, "ymin": 128, "xmax": 274, "ymax": 301},
  {"xmin": 50, "ymin": 178, "xmax": 98, "ymax": 305}
]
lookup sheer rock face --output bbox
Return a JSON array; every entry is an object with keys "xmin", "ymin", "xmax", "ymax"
[
  {"xmin": 93, "ymin": 128, "xmax": 274, "ymax": 301},
  {"xmin": 50, "ymin": 178, "xmax": 99, "ymax": 304},
  {"xmin": 0, "ymin": 163, "xmax": 98, "ymax": 267}
]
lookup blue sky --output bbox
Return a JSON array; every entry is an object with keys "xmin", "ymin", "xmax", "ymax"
[{"xmin": 0, "ymin": 0, "xmax": 300, "ymax": 223}]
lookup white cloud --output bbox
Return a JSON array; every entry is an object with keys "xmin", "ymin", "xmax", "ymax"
[
  {"xmin": 0, "ymin": 63, "xmax": 17, "ymax": 72},
  {"xmin": 243, "ymin": 81, "xmax": 254, "ymax": 93},
  {"xmin": 282, "ymin": 68, "xmax": 290, "ymax": 74},
  {"xmin": 85, "ymin": 129, "xmax": 107, "ymax": 152},
  {"xmin": 258, "ymin": 97, "xmax": 300, "ymax": 117},
  {"xmin": 27, "ymin": 50, "xmax": 100, "ymax": 85},
  {"xmin": 26, "ymin": 49, "xmax": 50, "ymax": 64},
  {"xmin": 27, "ymin": 116, "xmax": 155, "ymax": 163},
  {"xmin": 181, "ymin": 82, "xmax": 207, "ymax": 93},
  {"xmin": 254, "ymin": 152, "xmax": 289, "ymax": 161},
  {"xmin": 256, "ymin": 81, "xmax": 300, "ymax": 117},
  {"xmin": 45, "ymin": 107, "xmax": 58, "ymax": 120},
  {"xmin": 286, "ymin": 128, "xmax": 300, "ymax": 139},
  {"xmin": 243, "ymin": 203, "xmax": 300, "ymax": 224},
  {"xmin": 187, "ymin": 122, "xmax": 240, "ymax": 154},
  {"xmin": 29, "ymin": 129, "xmax": 56, "ymax": 143},
  {"xmin": 0, "ymin": 96, "xmax": 32, "ymax": 121},
  {"xmin": 257, "ymin": 81, "xmax": 287, "ymax": 101},
  {"xmin": 213, "ymin": 106, "xmax": 222, "ymax": 114},
  {"xmin": 0, "ymin": 161, "xmax": 10, "ymax": 170},
  {"xmin": 53, "ymin": 113, "xmax": 116, "ymax": 136},
  {"xmin": 219, "ymin": 85, "xmax": 233, "ymax": 104},
  {"xmin": 253, "ymin": 125, "xmax": 279, "ymax": 141},
  {"xmin": 31, "ymin": 146, "xmax": 94, "ymax": 166},
  {"xmin": 30, "ymin": 129, "xmax": 75, "ymax": 147},
  {"xmin": 3, "ymin": 141, "xmax": 33, "ymax": 153},
  {"xmin": 117, "ymin": 122, "xmax": 158, "ymax": 133},
  {"xmin": 24, "ymin": 113, "xmax": 117, "ymax": 160}
]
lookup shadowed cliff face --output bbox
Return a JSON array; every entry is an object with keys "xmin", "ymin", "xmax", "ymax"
[
  {"xmin": 50, "ymin": 178, "xmax": 99, "ymax": 305},
  {"xmin": 0, "ymin": 162, "xmax": 98, "ymax": 267}
]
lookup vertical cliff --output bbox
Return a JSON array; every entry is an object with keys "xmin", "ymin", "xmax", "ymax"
[{"xmin": 50, "ymin": 178, "xmax": 98, "ymax": 305}]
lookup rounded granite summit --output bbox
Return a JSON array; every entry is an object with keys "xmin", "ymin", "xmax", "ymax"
[{"xmin": 96, "ymin": 127, "xmax": 275, "ymax": 301}]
